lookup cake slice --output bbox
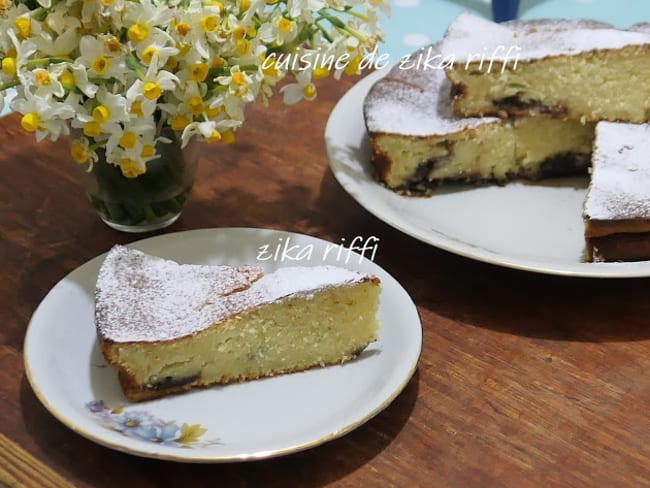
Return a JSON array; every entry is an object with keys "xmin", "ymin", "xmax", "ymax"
[
  {"xmin": 95, "ymin": 245, "xmax": 381, "ymax": 401},
  {"xmin": 444, "ymin": 13, "xmax": 650, "ymax": 122},
  {"xmin": 363, "ymin": 40, "xmax": 594, "ymax": 193},
  {"xmin": 583, "ymin": 122, "xmax": 650, "ymax": 262}
]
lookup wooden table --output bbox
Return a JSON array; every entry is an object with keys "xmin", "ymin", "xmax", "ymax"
[{"xmin": 1, "ymin": 74, "xmax": 650, "ymax": 488}]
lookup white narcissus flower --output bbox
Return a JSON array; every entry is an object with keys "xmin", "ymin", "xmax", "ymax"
[
  {"xmin": 280, "ymin": 70, "xmax": 317, "ymax": 104},
  {"xmin": 31, "ymin": 9, "xmax": 80, "ymax": 57},
  {"xmin": 134, "ymin": 29, "xmax": 179, "ymax": 68},
  {"xmin": 28, "ymin": 67, "xmax": 66, "ymax": 99},
  {"xmin": 68, "ymin": 62, "xmax": 99, "ymax": 99},
  {"xmin": 124, "ymin": 0, "xmax": 174, "ymax": 45},
  {"xmin": 11, "ymin": 88, "xmax": 74, "ymax": 141},
  {"xmin": 180, "ymin": 118, "xmax": 240, "ymax": 147},
  {"xmin": 77, "ymin": 35, "xmax": 127, "ymax": 82},
  {"xmin": 171, "ymin": 1, "xmax": 227, "ymax": 60},
  {"xmin": 74, "ymin": 87, "xmax": 129, "ymax": 141},
  {"xmin": 105, "ymin": 117, "xmax": 156, "ymax": 157},
  {"xmin": 258, "ymin": 14, "xmax": 299, "ymax": 46},
  {"xmin": 287, "ymin": 0, "xmax": 325, "ymax": 20},
  {"xmin": 126, "ymin": 58, "xmax": 179, "ymax": 106}
]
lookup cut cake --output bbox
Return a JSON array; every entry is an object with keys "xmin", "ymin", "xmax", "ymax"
[
  {"xmin": 363, "ymin": 38, "xmax": 595, "ymax": 193},
  {"xmin": 444, "ymin": 13, "xmax": 650, "ymax": 122},
  {"xmin": 583, "ymin": 122, "xmax": 650, "ymax": 262},
  {"xmin": 95, "ymin": 245, "xmax": 381, "ymax": 401}
]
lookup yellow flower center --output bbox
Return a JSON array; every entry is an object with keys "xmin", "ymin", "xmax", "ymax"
[
  {"xmin": 120, "ymin": 158, "xmax": 145, "ymax": 178},
  {"xmin": 186, "ymin": 96, "xmax": 205, "ymax": 115},
  {"xmin": 221, "ymin": 129, "xmax": 235, "ymax": 144},
  {"xmin": 106, "ymin": 36, "xmax": 121, "ymax": 53},
  {"xmin": 127, "ymin": 23, "xmax": 149, "ymax": 43},
  {"xmin": 70, "ymin": 143, "xmax": 88, "ymax": 164},
  {"xmin": 247, "ymin": 25, "xmax": 257, "ymax": 37},
  {"xmin": 176, "ymin": 22, "xmax": 191, "ymax": 36},
  {"xmin": 176, "ymin": 42, "xmax": 191, "ymax": 57},
  {"xmin": 205, "ymin": 106, "xmax": 220, "ymax": 118},
  {"xmin": 141, "ymin": 144, "xmax": 155, "ymax": 158},
  {"xmin": 312, "ymin": 66, "xmax": 330, "ymax": 79},
  {"xmin": 189, "ymin": 63, "xmax": 209, "ymax": 82},
  {"xmin": 261, "ymin": 56, "xmax": 278, "ymax": 77},
  {"xmin": 206, "ymin": 129, "xmax": 221, "ymax": 143},
  {"xmin": 232, "ymin": 26, "xmax": 246, "ymax": 40},
  {"xmin": 92, "ymin": 105, "xmax": 110, "ymax": 124},
  {"xmin": 143, "ymin": 81, "xmax": 162, "ymax": 100},
  {"xmin": 92, "ymin": 56, "xmax": 110, "ymax": 74},
  {"xmin": 212, "ymin": 56, "xmax": 226, "ymax": 68},
  {"xmin": 13, "ymin": 17, "xmax": 30, "ymax": 40},
  {"xmin": 165, "ymin": 56, "xmax": 178, "ymax": 71},
  {"xmin": 236, "ymin": 39, "xmax": 251, "ymax": 56},
  {"xmin": 100, "ymin": 0, "xmax": 114, "ymax": 5},
  {"xmin": 130, "ymin": 100, "xmax": 144, "ymax": 117},
  {"xmin": 200, "ymin": 16, "xmax": 218, "ymax": 33},
  {"xmin": 83, "ymin": 121, "xmax": 101, "ymax": 137},
  {"xmin": 344, "ymin": 55, "xmax": 362, "ymax": 76},
  {"xmin": 1, "ymin": 57, "xmax": 16, "ymax": 76},
  {"xmin": 60, "ymin": 71, "xmax": 75, "ymax": 90},
  {"xmin": 232, "ymin": 71, "xmax": 246, "ymax": 85},
  {"xmin": 119, "ymin": 132, "xmax": 137, "ymax": 149},
  {"xmin": 240, "ymin": 0, "xmax": 250, "ymax": 11},
  {"xmin": 141, "ymin": 46, "xmax": 159, "ymax": 65},
  {"xmin": 170, "ymin": 114, "xmax": 190, "ymax": 131},
  {"xmin": 21, "ymin": 112, "xmax": 40, "ymax": 132},
  {"xmin": 302, "ymin": 82, "xmax": 317, "ymax": 99},
  {"xmin": 35, "ymin": 71, "xmax": 51, "ymax": 86},
  {"xmin": 278, "ymin": 18, "xmax": 293, "ymax": 34}
]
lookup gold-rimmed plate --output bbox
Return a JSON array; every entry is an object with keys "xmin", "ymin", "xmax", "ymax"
[
  {"xmin": 326, "ymin": 70, "xmax": 650, "ymax": 278},
  {"xmin": 23, "ymin": 228, "xmax": 422, "ymax": 462}
]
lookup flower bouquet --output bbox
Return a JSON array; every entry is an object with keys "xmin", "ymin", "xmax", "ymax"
[{"xmin": 0, "ymin": 0, "xmax": 388, "ymax": 231}]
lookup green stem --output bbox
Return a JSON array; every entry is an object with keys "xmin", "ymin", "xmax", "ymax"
[
  {"xmin": 125, "ymin": 52, "xmax": 146, "ymax": 81},
  {"xmin": 314, "ymin": 20, "xmax": 334, "ymax": 43},
  {"xmin": 0, "ymin": 80, "xmax": 20, "ymax": 92},
  {"xmin": 24, "ymin": 56, "xmax": 70, "ymax": 67},
  {"xmin": 333, "ymin": 6, "xmax": 369, "ymax": 22}
]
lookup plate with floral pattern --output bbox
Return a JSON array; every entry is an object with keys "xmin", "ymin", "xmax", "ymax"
[{"xmin": 23, "ymin": 228, "xmax": 421, "ymax": 462}]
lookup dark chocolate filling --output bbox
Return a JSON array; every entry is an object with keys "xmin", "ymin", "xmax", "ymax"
[
  {"xmin": 395, "ymin": 151, "xmax": 589, "ymax": 196},
  {"xmin": 493, "ymin": 96, "xmax": 568, "ymax": 118},
  {"xmin": 147, "ymin": 373, "xmax": 200, "ymax": 392},
  {"xmin": 538, "ymin": 152, "xmax": 590, "ymax": 177}
]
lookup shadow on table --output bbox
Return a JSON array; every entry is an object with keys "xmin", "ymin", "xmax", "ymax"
[{"xmin": 21, "ymin": 369, "xmax": 418, "ymax": 487}]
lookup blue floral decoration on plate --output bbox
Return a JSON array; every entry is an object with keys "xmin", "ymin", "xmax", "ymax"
[{"xmin": 86, "ymin": 400, "xmax": 220, "ymax": 448}]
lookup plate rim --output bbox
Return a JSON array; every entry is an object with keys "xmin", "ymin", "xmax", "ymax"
[
  {"xmin": 23, "ymin": 227, "xmax": 422, "ymax": 462},
  {"xmin": 325, "ymin": 70, "xmax": 650, "ymax": 279}
]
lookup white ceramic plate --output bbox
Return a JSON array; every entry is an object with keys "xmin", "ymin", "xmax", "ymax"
[
  {"xmin": 24, "ymin": 228, "xmax": 421, "ymax": 462},
  {"xmin": 325, "ymin": 70, "xmax": 650, "ymax": 278}
]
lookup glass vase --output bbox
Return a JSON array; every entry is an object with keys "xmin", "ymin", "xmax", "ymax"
[{"xmin": 75, "ymin": 131, "xmax": 200, "ymax": 233}]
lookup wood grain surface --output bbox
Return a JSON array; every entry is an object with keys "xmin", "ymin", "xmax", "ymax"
[{"xmin": 1, "ymin": 74, "xmax": 650, "ymax": 488}]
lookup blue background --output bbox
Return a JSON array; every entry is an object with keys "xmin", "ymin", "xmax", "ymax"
[{"xmin": 383, "ymin": 0, "xmax": 650, "ymax": 59}]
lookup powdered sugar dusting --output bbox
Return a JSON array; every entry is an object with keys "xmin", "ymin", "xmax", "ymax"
[
  {"xmin": 96, "ymin": 245, "xmax": 263, "ymax": 343},
  {"xmin": 584, "ymin": 122, "xmax": 650, "ymax": 221},
  {"xmin": 95, "ymin": 246, "xmax": 370, "ymax": 343},
  {"xmin": 444, "ymin": 12, "xmax": 650, "ymax": 63},
  {"xmin": 363, "ymin": 42, "xmax": 499, "ymax": 137},
  {"xmin": 363, "ymin": 16, "xmax": 613, "ymax": 138}
]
